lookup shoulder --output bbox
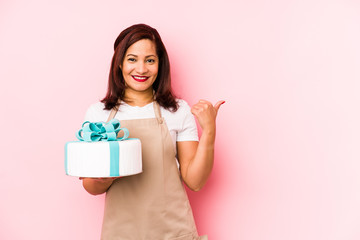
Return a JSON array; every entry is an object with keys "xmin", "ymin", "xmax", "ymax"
[
  {"xmin": 175, "ymin": 99, "xmax": 193, "ymax": 119},
  {"xmin": 87, "ymin": 102, "xmax": 106, "ymax": 111},
  {"xmin": 160, "ymin": 99, "xmax": 195, "ymax": 128},
  {"xmin": 160, "ymin": 99, "xmax": 191, "ymax": 116},
  {"xmin": 86, "ymin": 102, "xmax": 109, "ymax": 115},
  {"xmin": 84, "ymin": 102, "xmax": 111, "ymax": 122},
  {"xmin": 177, "ymin": 99, "xmax": 192, "ymax": 111}
]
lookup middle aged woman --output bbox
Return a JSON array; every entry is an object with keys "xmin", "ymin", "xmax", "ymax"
[{"xmin": 81, "ymin": 23, "xmax": 224, "ymax": 240}]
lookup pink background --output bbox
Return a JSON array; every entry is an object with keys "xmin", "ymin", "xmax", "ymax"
[{"xmin": 1, "ymin": 0, "xmax": 360, "ymax": 239}]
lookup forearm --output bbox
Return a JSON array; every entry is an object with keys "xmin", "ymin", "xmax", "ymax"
[
  {"xmin": 183, "ymin": 128, "xmax": 216, "ymax": 191},
  {"xmin": 82, "ymin": 178, "xmax": 114, "ymax": 195}
]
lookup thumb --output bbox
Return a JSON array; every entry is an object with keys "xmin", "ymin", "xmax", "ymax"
[{"xmin": 214, "ymin": 100, "xmax": 225, "ymax": 112}]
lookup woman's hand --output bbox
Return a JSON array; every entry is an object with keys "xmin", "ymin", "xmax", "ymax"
[
  {"xmin": 80, "ymin": 177, "xmax": 121, "ymax": 195},
  {"xmin": 191, "ymin": 100, "xmax": 225, "ymax": 131}
]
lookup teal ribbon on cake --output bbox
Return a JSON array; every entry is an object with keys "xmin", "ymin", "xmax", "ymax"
[{"xmin": 76, "ymin": 119, "xmax": 129, "ymax": 142}]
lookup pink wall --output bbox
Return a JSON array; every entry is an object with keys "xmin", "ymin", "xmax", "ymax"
[{"xmin": 1, "ymin": 0, "xmax": 360, "ymax": 239}]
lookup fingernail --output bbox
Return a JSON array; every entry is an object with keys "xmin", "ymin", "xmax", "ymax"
[{"xmin": 221, "ymin": 101, "xmax": 225, "ymax": 104}]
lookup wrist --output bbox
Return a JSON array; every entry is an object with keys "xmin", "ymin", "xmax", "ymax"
[
  {"xmin": 201, "ymin": 125, "xmax": 216, "ymax": 135},
  {"xmin": 200, "ymin": 128, "xmax": 216, "ymax": 145}
]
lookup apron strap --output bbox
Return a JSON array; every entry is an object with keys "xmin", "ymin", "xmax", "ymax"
[
  {"xmin": 153, "ymin": 101, "xmax": 163, "ymax": 124},
  {"xmin": 107, "ymin": 102, "xmax": 120, "ymax": 122}
]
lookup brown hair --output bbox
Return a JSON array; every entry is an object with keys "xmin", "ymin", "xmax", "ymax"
[{"xmin": 101, "ymin": 24, "xmax": 178, "ymax": 111}]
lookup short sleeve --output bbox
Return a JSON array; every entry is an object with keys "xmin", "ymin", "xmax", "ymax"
[
  {"xmin": 176, "ymin": 101, "xmax": 199, "ymax": 142},
  {"xmin": 84, "ymin": 102, "xmax": 110, "ymax": 122},
  {"xmin": 84, "ymin": 105, "xmax": 96, "ymax": 122}
]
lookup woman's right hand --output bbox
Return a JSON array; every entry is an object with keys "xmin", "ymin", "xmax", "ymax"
[{"xmin": 80, "ymin": 177, "xmax": 121, "ymax": 195}]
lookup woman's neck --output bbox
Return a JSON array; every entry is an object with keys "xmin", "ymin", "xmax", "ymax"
[{"xmin": 123, "ymin": 88, "xmax": 154, "ymax": 107}]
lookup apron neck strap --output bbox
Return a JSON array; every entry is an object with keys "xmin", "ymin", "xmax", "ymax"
[
  {"xmin": 107, "ymin": 98, "xmax": 121, "ymax": 122},
  {"xmin": 153, "ymin": 101, "xmax": 163, "ymax": 124},
  {"xmin": 106, "ymin": 99, "xmax": 163, "ymax": 124},
  {"xmin": 107, "ymin": 104, "xmax": 119, "ymax": 123}
]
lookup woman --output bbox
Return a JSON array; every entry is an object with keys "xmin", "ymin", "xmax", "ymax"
[{"xmin": 81, "ymin": 24, "xmax": 224, "ymax": 240}]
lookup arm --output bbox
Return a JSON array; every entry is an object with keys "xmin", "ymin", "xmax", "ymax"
[{"xmin": 177, "ymin": 100, "xmax": 224, "ymax": 191}]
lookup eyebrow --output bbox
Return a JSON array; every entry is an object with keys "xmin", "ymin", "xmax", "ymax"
[{"xmin": 126, "ymin": 54, "xmax": 157, "ymax": 58}]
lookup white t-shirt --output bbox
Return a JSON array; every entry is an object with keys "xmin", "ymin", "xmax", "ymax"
[{"xmin": 84, "ymin": 99, "xmax": 199, "ymax": 152}]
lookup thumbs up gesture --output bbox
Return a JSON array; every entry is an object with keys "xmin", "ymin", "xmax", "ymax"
[{"xmin": 191, "ymin": 100, "xmax": 225, "ymax": 131}]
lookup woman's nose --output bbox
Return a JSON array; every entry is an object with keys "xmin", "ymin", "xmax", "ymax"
[{"xmin": 135, "ymin": 62, "xmax": 147, "ymax": 74}]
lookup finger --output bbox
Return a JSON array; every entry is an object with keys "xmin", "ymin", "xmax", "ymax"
[
  {"xmin": 191, "ymin": 105, "xmax": 206, "ymax": 115},
  {"xmin": 214, "ymin": 100, "xmax": 225, "ymax": 112},
  {"xmin": 191, "ymin": 107, "xmax": 200, "ymax": 116},
  {"xmin": 199, "ymin": 99, "xmax": 212, "ymax": 105},
  {"xmin": 191, "ymin": 104, "xmax": 202, "ymax": 112}
]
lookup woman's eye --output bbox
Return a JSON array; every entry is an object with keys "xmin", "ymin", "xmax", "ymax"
[
  {"xmin": 147, "ymin": 59, "xmax": 155, "ymax": 63},
  {"xmin": 128, "ymin": 58, "xmax": 136, "ymax": 62}
]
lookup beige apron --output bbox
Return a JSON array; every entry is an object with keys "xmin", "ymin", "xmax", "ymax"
[{"xmin": 101, "ymin": 101, "xmax": 208, "ymax": 240}]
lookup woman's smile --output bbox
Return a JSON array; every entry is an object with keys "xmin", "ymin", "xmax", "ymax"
[{"xmin": 132, "ymin": 75, "xmax": 149, "ymax": 82}]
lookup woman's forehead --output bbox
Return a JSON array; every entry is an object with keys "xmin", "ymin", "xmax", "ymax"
[{"xmin": 126, "ymin": 39, "xmax": 157, "ymax": 56}]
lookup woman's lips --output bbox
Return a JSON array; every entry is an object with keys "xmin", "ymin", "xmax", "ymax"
[{"xmin": 132, "ymin": 75, "xmax": 149, "ymax": 82}]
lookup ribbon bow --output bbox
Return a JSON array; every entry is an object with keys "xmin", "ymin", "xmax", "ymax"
[{"xmin": 76, "ymin": 119, "xmax": 129, "ymax": 142}]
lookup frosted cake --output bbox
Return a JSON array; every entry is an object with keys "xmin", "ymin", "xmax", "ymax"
[{"xmin": 65, "ymin": 119, "xmax": 142, "ymax": 177}]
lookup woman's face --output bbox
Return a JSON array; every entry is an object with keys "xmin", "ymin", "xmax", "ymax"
[{"xmin": 121, "ymin": 39, "xmax": 159, "ymax": 94}]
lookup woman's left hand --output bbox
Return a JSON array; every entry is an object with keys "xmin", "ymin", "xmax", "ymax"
[{"xmin": 191, "ymin": 100, "xmax": 225, "ymax": 131}]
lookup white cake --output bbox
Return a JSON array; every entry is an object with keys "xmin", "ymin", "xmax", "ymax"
[{"xmin": 65, "ymin": 138, "xmax": 142, "ymax": 178}]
